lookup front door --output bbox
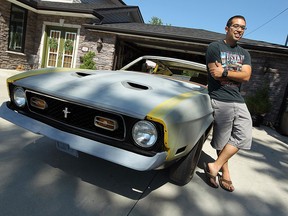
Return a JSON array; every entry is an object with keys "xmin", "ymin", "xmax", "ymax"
[{"xmin": 43, "ymin": 26, "xmax": 77, "ymax": 68}]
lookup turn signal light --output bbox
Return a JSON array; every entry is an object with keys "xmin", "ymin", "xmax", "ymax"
[
  {"xmin": 30, "ymin": 97, "xmax": 47, "ymax": 110},
  {"xmin": 94, "ymin": 116, "xmax": 118, "ymax": 131}
]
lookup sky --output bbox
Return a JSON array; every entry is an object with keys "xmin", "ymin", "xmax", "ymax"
[{"xmin": 124, "ymin": 0, "xmax": 288, "ymax": 46}]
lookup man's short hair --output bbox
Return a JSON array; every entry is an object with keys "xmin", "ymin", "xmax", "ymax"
[{"xmin": 226, "ymin": 15, "xmax": 246, "ymax": 27}]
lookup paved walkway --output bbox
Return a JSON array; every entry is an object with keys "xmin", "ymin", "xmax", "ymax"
[{"xmin": 0, "ymin": 68, "xmax": 22, "ymax": 75}]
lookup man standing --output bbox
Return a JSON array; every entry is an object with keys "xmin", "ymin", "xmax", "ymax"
[{"xmin": 205, "ymin": 15, "xmax": 252, "ymax": 192}]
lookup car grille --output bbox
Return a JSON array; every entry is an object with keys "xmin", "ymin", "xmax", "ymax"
[{"xmin": 25, "ymin": 90, "xmax": 125, "ymax": 140}]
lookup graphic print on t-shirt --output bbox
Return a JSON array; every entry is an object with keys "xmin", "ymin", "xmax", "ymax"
[{"xmin": 220, "ymin": 51, "xmax": 245, "ymax": 88}]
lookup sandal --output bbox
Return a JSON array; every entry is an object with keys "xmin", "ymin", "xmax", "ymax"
[
  {"xmin": 203, "ymin": 162, "xmax": 219, "ymax": 188},
  {"xmin": 219, "ymin": 175, "xmax": 235, "ymax": 192}
]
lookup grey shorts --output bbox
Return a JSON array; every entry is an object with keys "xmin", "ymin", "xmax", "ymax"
[{"xmin": 211, "ymin": 99, "xmax": 252, "ymax": 150}]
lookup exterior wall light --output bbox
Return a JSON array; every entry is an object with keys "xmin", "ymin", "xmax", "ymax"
[{"xmin": 96, "ymin": 38, "xmax": 103, "ymax": 52}]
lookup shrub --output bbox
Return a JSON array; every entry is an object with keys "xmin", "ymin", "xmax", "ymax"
[
  {"xmin": 80, "ymin": 51, "xmax": 96, "ymax": 69},
  {"xmin": 245, "ymin": 84, "xmax": 272, "ymax": 115}
]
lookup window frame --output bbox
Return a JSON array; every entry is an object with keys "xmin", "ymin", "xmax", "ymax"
[{"xmin": 8, "ymin": 4, "xmax": 28, "ymax": 53}]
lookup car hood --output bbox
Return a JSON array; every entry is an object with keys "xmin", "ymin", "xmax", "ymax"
[{"xmin": 13, "ymin": 70, "xmax": 205, "ymax": 118}]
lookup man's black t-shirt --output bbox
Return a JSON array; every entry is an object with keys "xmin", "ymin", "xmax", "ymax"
[{"xmin": 206, "ymin": 40, "xmax": 251, "ymax": 103}]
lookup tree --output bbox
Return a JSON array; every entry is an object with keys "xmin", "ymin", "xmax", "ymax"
[
  {"xmin": 148, "ymin": 16, "xmax": 164, "ymax": 25},
  {"xmin": 148, "ymin": 16, "xmax": 171, "ymax": 26}
]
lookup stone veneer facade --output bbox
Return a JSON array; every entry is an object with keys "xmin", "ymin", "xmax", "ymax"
[
  {"xmin": 242, "ymin": 52, "xmax": 288, "ymax": 125},
  {"xmin": 0, "ymin": 1, "xmax": 115, "ymax": 71}
]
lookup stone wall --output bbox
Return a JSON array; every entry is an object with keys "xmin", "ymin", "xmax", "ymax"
[
  {"xmin": 242, "ymin": 51, "xmax": 288, "ymax": 125},
  {"xmin": 0, "ymin": 2, "xmax": 10, "ymax": 68},
  {"xmin": 33, "ymin": 14, "xmax": 116, "ymax": 70},
  {"xmin": 0, "ymin": 1, "xmax": 115, "ymax": 71},
  {"xmin": 77, "ymin": 30, "xmax": 116, "ymax": 70},
  {"xmin": 0, "ymin": 1, "xmax": 38, "ymax": 70},
  {"xmin": 0, "ymin": 1, "xmax": 25, "ymax": 69}
]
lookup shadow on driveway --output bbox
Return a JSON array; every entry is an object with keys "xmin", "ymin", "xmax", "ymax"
[{"xmin": 22, "ymin": 136, "xmax": 169, "ymax": 200}]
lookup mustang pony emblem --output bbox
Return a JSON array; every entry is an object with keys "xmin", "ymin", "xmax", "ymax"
[{"xmin": 62, "ymin": 107, "xmax": 71, "ymax": 118}]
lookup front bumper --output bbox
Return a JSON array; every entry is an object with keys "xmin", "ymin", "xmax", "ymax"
[{"xmin": 0, "ymin": 102, "xmax": 167, "ymax": 171}]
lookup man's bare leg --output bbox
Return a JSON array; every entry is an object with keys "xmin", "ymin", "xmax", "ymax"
[
  {"xmin": 217, "ymin": 150, "xmax": 231, "ymax": 181},
  {"xmin": 207, "ymin": 144, "xmax": 239, "ymax": 183}
]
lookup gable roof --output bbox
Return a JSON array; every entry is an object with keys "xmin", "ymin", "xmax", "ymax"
[
  {"xmin": 35, "ymin": 0, "xmax": 126, "ymax": 10},
  {"xmin": 8, "ymin": 0, "xmax": 144, "ymax": 22}
]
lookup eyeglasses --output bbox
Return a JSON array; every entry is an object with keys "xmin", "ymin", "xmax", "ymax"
[{"xmin": 230, "ymin": 24, "xmax": 247, "ymax": 31}]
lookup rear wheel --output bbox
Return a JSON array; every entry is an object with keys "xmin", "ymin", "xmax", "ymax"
[{"xmin": 169, "ymin": 135, "xmax": 205, "ymax": 186}]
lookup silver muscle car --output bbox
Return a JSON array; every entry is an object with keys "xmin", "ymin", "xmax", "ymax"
[{"xmin": 0, "ymin": 56, "xmax": 213, "ymax": 185}]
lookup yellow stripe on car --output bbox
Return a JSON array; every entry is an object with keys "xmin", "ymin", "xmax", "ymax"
[
  {"xmin": 7, "ymin": 67, "xmax": 74, "ymax": 83},
  {"xmin": 146, "ymin": 91, "xmax": 199, "ymax": 158}
]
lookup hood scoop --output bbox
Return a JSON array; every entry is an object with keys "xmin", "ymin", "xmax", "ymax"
[
  {"xmin": 74, "ymin": 71, "xmax": 94, "ymax": 77},
  {"xmin": 122, "ymin": 81, "xmax": 151, "ymax": 90}
]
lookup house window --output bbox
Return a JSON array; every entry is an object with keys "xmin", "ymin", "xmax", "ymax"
[{"xmin": 8, "ymin": 4, "xmax": 27, "ymax": 53}]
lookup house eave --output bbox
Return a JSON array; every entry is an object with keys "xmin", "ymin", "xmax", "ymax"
[
  {"xmin": 84, "ymin": 24, "xmax": 288, "ymax": 56},
  {"xmin": 7, "ymin": 0, "xmax": 96, "ymax": 18},
  {"xmin": 94, "ymin": 6, "xmax": 144, "ymax": 23},
  {"xmin": 83, "ymin": 24, "xmax": 211, "ymax": 45}
]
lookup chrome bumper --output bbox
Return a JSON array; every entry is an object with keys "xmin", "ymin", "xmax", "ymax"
[{"xmin": 0, "ymin": 102, "xmax": 167, "ymax": 171}]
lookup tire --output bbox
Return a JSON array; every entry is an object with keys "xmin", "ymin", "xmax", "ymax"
[{"xmin": 169, "ymin": 135, "xmax": 205, "ymax": 186}]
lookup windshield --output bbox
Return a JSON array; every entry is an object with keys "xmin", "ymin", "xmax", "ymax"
[{"xmin": 121, "ymin": 56, "xmax": 207, "ymax": 85}]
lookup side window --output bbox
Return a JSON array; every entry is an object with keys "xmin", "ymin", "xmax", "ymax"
[{"xmin": 8, "ymin": 4, "xmax": 27, "ymax": 53}]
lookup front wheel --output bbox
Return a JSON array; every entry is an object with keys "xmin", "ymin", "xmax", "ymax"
[{"xmin": 169, "ymin": 135, "xmax": 205, "ymax": 186}]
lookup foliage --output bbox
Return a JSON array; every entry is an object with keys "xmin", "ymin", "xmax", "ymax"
[
  {"xmin": 64, "ymin": 39, "xmax": 74, "ymax": 52},
  {"xmin": 149, "ymin": 16, "xmax": 163, "ymax": 25},
  {"xmin": 80, "ymin": 51, "xmax": 96, "ymax": 69},
  {"xmin": 245, "ymin": 84, "xmax": 272, "ymax": 115},
  {"xmin": 148, "ymin": 16, "xmax": 171, "ymax": 26},
  {"xmin": 48, "ymin": 37, "xmax": 58, "ymax": 50}
]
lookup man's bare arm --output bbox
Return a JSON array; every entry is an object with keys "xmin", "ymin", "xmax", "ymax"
[{"xmin": 208, "ymin": 61, "xmax": 251, "ymax": 83}]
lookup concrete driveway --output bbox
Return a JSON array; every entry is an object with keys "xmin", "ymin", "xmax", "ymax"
[{"xmin": 0, "ymin": 69, "xmax": 287, "ymax": 216}]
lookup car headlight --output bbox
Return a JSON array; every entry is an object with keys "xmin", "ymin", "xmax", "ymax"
[
  {"xmin": 13, "ymin": 87, "xmax": 26, "ymax": 107},
  {"xmin": 132, "ymin": 120, "xmax": 158, "ymax": 148}
]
